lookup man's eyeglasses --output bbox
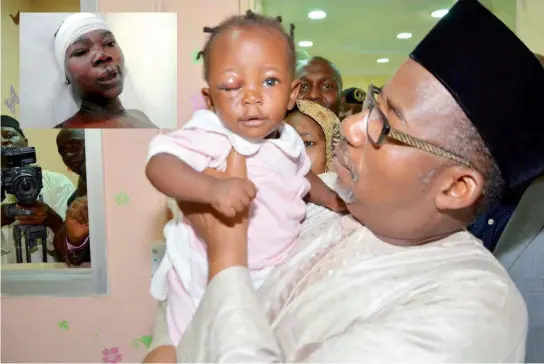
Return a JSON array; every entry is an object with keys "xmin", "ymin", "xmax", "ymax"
[{"xmin": 363, "ymin": 84, "xmax": 473, "ymax": 168}]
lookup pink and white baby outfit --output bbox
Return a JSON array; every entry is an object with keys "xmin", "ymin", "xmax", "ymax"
[{"xmin": 148, "ymin": 109, "xmax": 311, "ymax": 344}]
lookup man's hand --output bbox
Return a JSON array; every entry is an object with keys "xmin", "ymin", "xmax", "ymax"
[
  {"xmin": 1, "ymin": 204, "xmax": 16, "ymax": 226},
  {"xmin": 181, "ymin": 150, "xmax": 251, "ymax": 281},
  {"xmin": 65, "ymin": 196, "xmax": 89, "ymax": 246},
  {"xmin": 15, "ymin": 201, "xmax": 63, "ymax": 230}
]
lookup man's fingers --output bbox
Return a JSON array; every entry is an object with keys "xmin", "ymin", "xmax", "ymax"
[
  {"xmin": 80, "ymin": 205, "xmax": 89, "ymax": 223},
  {"xmin": 15, "ymin": 217, "xmax": 39, "ymax": 225},
  {"xmin": 82, "ymin": 209, "xmax": 89, "ymax": 223},
  {"xmin": 70, "ymin": 208, "xmax": 87, "ymax": 224},
  {"xmin": 224, "ymin": 149, "xmax": 247, "ymax": 179}
]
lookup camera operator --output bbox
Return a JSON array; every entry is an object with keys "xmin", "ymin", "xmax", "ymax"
[
  {"xmin": 52, "ymin": 129, "xmax": 90, "ymax": 266},
  {"xmin": 1, "ymin": 115, "xmax": 75, "ymax": 264}
]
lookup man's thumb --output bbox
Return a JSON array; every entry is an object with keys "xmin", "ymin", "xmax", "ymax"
[{"xmin": 225, "ymin": 148, "xmax": 247, "ymax": 178}]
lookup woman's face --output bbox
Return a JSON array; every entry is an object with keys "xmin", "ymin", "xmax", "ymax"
[
  {"xmin": 286, "ymin": 111, "xmax": 327, "ymax": 174},
  {"xmin": 65, "ymin": 29, "xmax": 125, "ymax": 100}
]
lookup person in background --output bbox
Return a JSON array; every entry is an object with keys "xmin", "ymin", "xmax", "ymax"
[
  {"xmin": 285, "ymin": 99, "xmax": 341, "ymax": 178},
  {"xmin": 469, "ymin": 53, "xmax": 544, "ymax": 251},
  {"xmin": 296, "ymin": 56, "xmax": 343, "ymax": 117},
  {"xmin": 52, "ymin": 13, "xmax": 156, "ymax": 128},
  {"xmin": 339, "ymin": 87, "xmax": 365, "ymax": 120},
  {"xmin": 56, "ymin": 129, "xmax": 86, "ymax": 201},
  {"xmin": 472, "ymin": 52, "xmax": 544, "ymax": 362},
  {"xmin": 53, "ymin": 129, "xmax": 90, "ymax": 265},
  {"xmin": 144, "ymin": 0, "xmax": 543, "ymax": 362},
  {"xmin": 1, "ymin": 115, "xmax": 75, "ymax": 264}
]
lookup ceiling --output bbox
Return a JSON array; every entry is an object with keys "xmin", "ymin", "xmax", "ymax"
[{"xmin": 261, "ymin": 0, "xmax": 517, "ymax": 78}]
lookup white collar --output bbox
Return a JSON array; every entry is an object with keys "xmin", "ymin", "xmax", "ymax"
[{"xmin": 183, "ymin": 110, "xmax": 302, "ymax": 158}]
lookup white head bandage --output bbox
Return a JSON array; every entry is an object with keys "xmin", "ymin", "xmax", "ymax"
[{"xmin": 54, "ymin": 13, "xmax": 111, "ymax": 73}]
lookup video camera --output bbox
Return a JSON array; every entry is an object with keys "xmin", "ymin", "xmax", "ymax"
[{"xmin": 1, "ymin": 146, "xmax": 43, "ymax": 205}]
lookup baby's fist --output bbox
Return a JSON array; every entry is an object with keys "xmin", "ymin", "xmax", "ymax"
[{"xmin": 210, "ymin": 177, "xmax": 257, "ymax": 218}]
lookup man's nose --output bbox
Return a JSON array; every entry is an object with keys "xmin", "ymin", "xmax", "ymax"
[
  {"xmin": 242, "ymin": 88, "xmax": 263, "ymax": 105},
  {"xmin": 92, "ymin": 51, "xmax": 112, "ymax": 66},
  {"xmin": 340, "ymin": 109, "xmax": 369, "ymax": 147},
  {"xmin": 306, "ymin": 85, "xmax": 321, "ymax": 101}
]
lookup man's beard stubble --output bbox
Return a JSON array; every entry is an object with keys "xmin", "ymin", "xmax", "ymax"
[
  {"xmin": 336, "ymin": 172, "xmax": 357, "ymax": 204},
  {"xmin": 334, "ymin": 142, "xmax": 359, "ymax": 204}
]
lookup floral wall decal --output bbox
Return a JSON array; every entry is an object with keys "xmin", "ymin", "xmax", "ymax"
[
  {"xmin": 102, "ymin": 347, "xmax": 123, "ymax": 363},
  {"xmin": 4, "ymin": 85, "xmax": 19, "ymax": 115},
  {"xmin": 192, "ymin": 49, "xmax": 203, "ymax": 64},
  {"xmin": 115, "ymin": 192, "xmax": 130, "ymax": 206},
  {"xmin": 57, "ymin": 320, "xmax": 69, "ymax": 330},
  {"xmin": 131, "ymin": 335, "xmax": 152, "ymax": 350}
]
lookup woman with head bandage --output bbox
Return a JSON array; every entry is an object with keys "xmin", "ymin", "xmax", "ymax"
[{"xmin": 53, "ymin": 13, "xmax": 156, "ymax": 128}]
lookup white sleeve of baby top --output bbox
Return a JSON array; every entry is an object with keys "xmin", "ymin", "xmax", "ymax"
[
  {"xmin": 176, "ymin": 266, "xmax": 283, "ymax": 362},
  {"xmin": 147, "ymin": 128, "xmax": 232, "ymax": 172}
]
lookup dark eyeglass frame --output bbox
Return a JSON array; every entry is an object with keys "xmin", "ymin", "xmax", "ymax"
[{"xmin": 364, "ymin": 84, "xmax": 473, "ymax": 168}]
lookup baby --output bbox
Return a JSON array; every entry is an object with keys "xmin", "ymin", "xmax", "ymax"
[{"xmin": 145, "ymin": 10, "xmax": 344, "ymax": 351}]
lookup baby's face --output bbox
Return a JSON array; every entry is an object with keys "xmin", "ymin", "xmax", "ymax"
[{"xmin": 203, "ymin": 26, "xmax": 298, "ymax": 141}]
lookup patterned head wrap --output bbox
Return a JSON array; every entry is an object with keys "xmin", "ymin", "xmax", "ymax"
[{"xmin": 295, "ymin": 99, "xmax": 341, "ymax": 172}]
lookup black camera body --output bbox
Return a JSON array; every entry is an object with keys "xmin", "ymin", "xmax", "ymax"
[{"xmin": 1, "ymin": 146, "xmax": 43, "ymax": 205}]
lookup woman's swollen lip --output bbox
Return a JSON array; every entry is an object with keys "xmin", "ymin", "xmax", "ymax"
[
  {"xmin": 97, "ymin": 73, "xmax": 119, "ymax": 84},
  {"xmin": 97, "ymin": 67, "xmax": 120, "ymax": 83}
]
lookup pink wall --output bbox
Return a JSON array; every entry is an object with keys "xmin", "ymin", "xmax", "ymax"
[{"xmin": 0, "ymin": 0, "xmax": 242, "ymax": 362}]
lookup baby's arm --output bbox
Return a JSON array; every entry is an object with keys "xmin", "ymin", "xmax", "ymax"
[
  {"xmin": 147, "ymin": 153, "xmax": 219, "ymax": 205},
  {"xmin": 146, "ymin": 129, "xmax": 256, "ymax": 217},
  {"xmin": 305, "ymin": 171, "xmax": 346, "ymax": 212}
]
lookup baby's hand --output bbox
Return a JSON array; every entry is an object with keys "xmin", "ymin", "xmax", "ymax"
[
  {"xmin": 328, "ymin": 193, "xmax": 348, "ymax": 213},
  {"xmin": 210, "ymin": 177, "xmax": 257, "ymax": 218}
]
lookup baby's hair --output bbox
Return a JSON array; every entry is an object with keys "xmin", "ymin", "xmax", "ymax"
[{"xmin": 196, "ymin": 10, "xmax": 296, "ymax": 81}]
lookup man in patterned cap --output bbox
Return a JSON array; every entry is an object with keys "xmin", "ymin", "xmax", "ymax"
[
  {"xmin": 339, "ymin": 87, "xmax": 365, "ymax": 120},
  {"xmin": 145, "ymin": 1, "xmax": 543, "ymax": 362}
]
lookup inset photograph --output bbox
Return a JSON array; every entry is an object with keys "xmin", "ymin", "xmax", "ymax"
[{"xmin": 19, "ymin": 12, "xmax": 177, "ymax": 129}]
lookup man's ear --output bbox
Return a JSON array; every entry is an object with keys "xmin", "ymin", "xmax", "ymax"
[
  {"xmin": 201, "ymin": 88, "xmax": 215, "ymax": 112},
  {"xmin": 434, "ymin": 166, "xmax": 484, "ymax": 211},
  {"xmin": 287, "ymin": 79, "xmax": 301, "ymax": 110},
  {"xmin": 22, "ymin": 138, "xmax": 28, "ymax": 147}
]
